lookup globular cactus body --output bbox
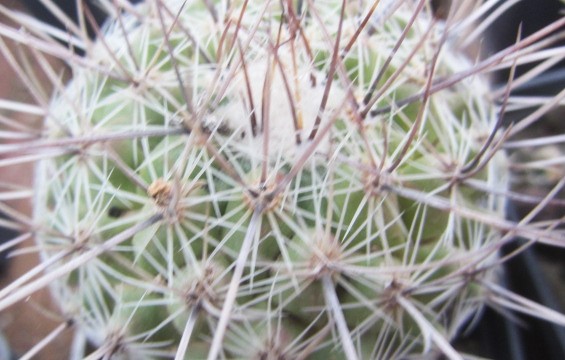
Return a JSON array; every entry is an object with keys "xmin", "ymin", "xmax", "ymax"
[{"xmin": 26, "ymin": 0, "xmax": 513, "ymax": 358}]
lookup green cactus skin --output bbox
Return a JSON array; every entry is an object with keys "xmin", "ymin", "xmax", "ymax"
[{"xmin": 32, "ymin": 0, "xmax": 511, "ymax": 358}]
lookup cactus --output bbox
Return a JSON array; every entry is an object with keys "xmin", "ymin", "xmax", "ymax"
[{"xmin": 0, "ymin": 0, "xmax": 564, "ymax": 359}]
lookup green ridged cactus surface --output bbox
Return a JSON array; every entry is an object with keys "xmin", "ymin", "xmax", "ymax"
[{"xmin": 33, "ymin": 0, "xmax": 510, "ymax": 358}]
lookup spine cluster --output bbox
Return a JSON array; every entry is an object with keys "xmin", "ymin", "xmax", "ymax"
[{"xmin": 4, "ymin": 0, "xmax": 563, "ymax": 359}]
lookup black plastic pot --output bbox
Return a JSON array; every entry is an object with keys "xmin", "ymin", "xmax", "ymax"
[
  {"xmin": 455, "ymin": 1, "xmax": 565, "ymax": 357},
  {"xmin": 0, "ymin": 212, "xmax": 18, "ymax": 360},
  {"xmin": 453, "ymin": 202, "xmax": 565, "ymax": 360},
  {"xmin": 0, "ymin": 213, "xmax": 16, "ymax": 273},
  {"xmin": 22, "ymin": 0, "xmax": 108, "ymax": 36}
]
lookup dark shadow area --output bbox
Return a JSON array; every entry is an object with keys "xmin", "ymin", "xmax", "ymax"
[
  {"xmin": 484, "ymin": 0, "xmax": 565, "ymax": 93},
  {"xmin": 453, "ymin": 201, "xmax": 565, "ymax": 360}
]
